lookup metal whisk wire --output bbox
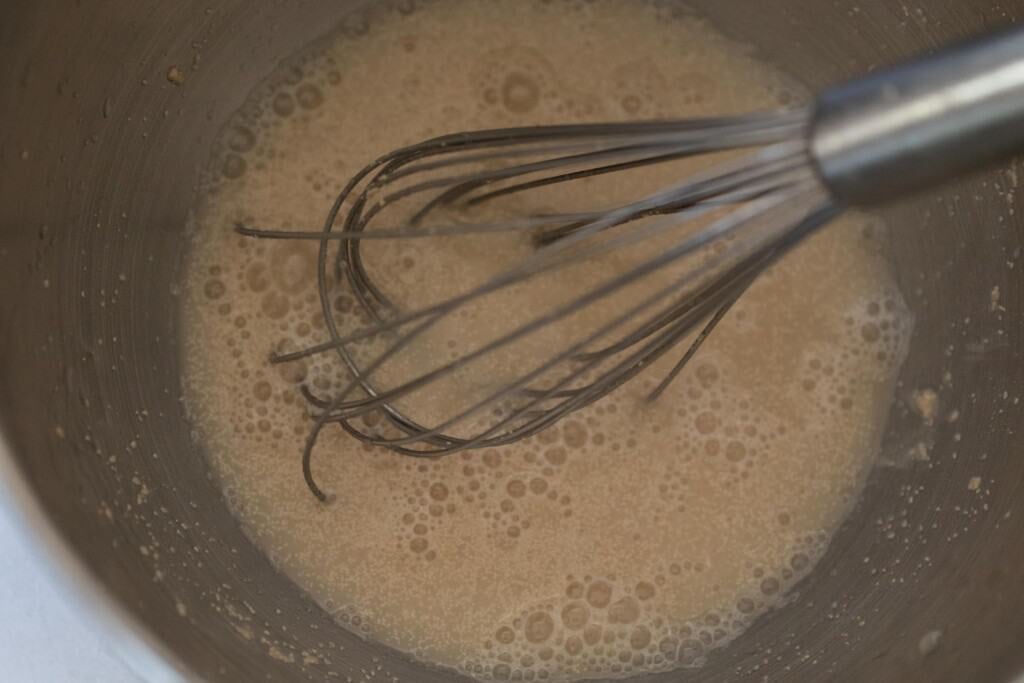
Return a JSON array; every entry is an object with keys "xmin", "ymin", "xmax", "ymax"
[{"xmin": 238, "ymin": 110, "xmax": 838, "ymax": 501}]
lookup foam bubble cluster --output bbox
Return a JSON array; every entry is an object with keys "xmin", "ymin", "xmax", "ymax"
[{"xmin": 181, "ymin": 1, "xmax": 912, "ymax": 681}]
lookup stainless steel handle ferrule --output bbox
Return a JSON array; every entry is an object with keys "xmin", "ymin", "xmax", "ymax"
[{"xmin": 811, "ymin": 26, "xmax": 1024, "ymax": 206}]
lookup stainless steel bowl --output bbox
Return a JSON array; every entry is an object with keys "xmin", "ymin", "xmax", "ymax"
[{"xmin": 2, "ymin": 1, "xmax": 1023, "ymax": 681}]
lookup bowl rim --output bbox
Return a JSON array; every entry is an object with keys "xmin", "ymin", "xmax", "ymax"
[{"xmin": 0, "ymin": 426, "xmax": 190, "ymax": 682}]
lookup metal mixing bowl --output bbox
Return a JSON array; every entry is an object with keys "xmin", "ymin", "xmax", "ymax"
[{"xmin": 2, "ymin": 1, "xmax": 1023, "ymax": 681}]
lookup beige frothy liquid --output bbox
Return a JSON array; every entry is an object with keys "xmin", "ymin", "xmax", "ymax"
[{"xmin": 182, "ymin": 1, "xmax": 912, "ymax": 680}]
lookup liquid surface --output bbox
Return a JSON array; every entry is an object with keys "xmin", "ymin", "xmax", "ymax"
[{"xmin": 182, "ymin": 1, "xmax": 911, "ymax": 680}]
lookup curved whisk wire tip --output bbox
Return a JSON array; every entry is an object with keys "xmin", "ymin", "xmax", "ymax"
[{"xmin": 235, "ymin": 110, "xmax": 835, "ymax": 501}]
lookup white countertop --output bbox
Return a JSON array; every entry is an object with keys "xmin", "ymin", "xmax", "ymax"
[{"xmin": 0, "ymin": 504, "xmax": 143, "ymax": 682}]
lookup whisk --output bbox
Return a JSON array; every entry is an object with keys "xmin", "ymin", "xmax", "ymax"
[{"xmin": 239, "ymin": 27, "xmax": 1024, "ymax": 501}]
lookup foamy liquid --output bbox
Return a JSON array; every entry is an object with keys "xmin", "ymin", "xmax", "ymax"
[{"xmin": 182, "ymin": 1, "xmax": 912, "ymax": 680}]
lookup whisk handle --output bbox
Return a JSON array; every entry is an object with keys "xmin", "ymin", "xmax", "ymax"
[{"xmin": 811, "ymin": 26, "xmax": 1024, "ymax": 206}]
